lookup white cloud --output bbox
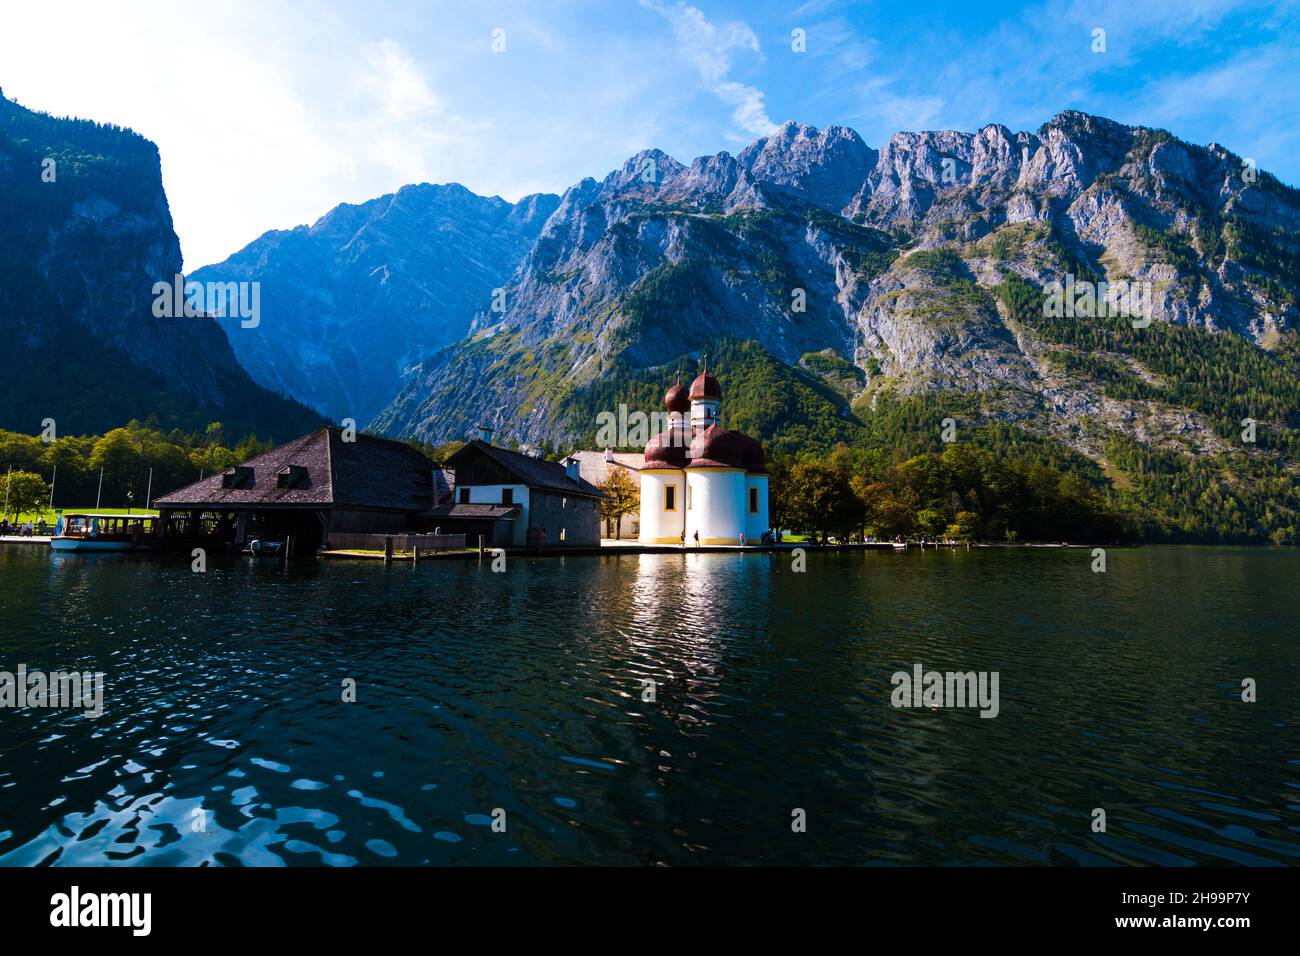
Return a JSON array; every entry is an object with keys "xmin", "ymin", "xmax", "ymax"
[
  {"xmin": 640, "ymin": 0, "xmax": 778, "ymax": 136},
  {"xmin": 0, "ymin": 2, "xmax": 494, "ymax": 267},
  {"xmin": 852, "ymin": 77, "xmax": 946, "ymax": 133},
  {"xmin": 359, "ymin": 40, "xmax": 444, "ymax": 120},
  {"xmin": 0, "ymin": 0, "xmax": 356, "ymax": 268},
  {"xmin": 804, "ymin": 17, "xmax": 880, "ymax": 74}
]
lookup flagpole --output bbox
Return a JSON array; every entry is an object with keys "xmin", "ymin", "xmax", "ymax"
[
  {"xmin": 3, "ymin": 465, "xmax": 11, "ymax": 520},
  {"xmin": 95, "ymin": 466, "xmax": 103, "ymax": 511},
  {"xmin": 145, "ymin": 468, "xmax": 153, "ymax": 510},
  {"xmin": 49, "ymin": 463, "xmax": 57, "ymax": 511}
]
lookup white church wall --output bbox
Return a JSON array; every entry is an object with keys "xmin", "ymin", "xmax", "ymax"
[
  {"xmin": 686, "ymin": 468, "xmax": 746, "ymax": 545},
  {"xmin": 745, "ymin": 474, "xmax": 769, "ymax": 541},
  {"xmin": 638, "ymin": 470, "xmax": 685, "ymax": 544}
]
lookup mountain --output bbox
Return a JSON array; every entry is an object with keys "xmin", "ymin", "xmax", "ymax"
[
  {"xmin": 370, "ymin": 112, "xmax": 1300, "ymax": 540},
  {"xmin": 0, "ymin": 90, "xmax": 323, "ymax": 440},
  {"xmin": 191, "ymin": 184, "xmax": 558, "ymax": 423}
]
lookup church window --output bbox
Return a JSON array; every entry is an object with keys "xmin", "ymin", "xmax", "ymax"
[{"xmin": 664, "ymin": 485, "xmax": 676, "ymax": 511}]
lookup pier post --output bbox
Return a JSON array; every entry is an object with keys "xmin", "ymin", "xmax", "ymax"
[
  {"xmin": 478, "ymin": 534, "xmax": 484, "ymax": 558},
  {"xmin": 413, "ymin": 545, "xmax": 421, "ymax": 565},
  {"xmin": 384, "ymin": 535, "xmax": 393, "ymax": 565},
  {"xmin": 284, "ymin": 534, "xmax": 293, "ymax": 562}
]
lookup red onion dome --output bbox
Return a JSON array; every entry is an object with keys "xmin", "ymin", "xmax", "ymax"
[
  {"xmin": 643, "ymin": 427, "xmax": 689, "ymax": 469},
  {"xmin": 740, "ymin": 434, "xmax": 766, "ymax": 473},
  {"xmin": 687, "ymin": 425, "xmax": 745, "ymax": 468},
  {"xmin": 664, "ymin": 382, "xmax": 690, "ymax": 414},
  {"xmin": 688, "ymin": 370, "xmax": 721, "ymax": 401}
]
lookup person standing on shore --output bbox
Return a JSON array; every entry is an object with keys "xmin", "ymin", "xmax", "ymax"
[
  {"xmin": 693, "ymin": 529, "xmax": 700, "ymax": 550},
  {"xmin": 679, "ymin": 530, "xmax": 685, "ymax": 548}
]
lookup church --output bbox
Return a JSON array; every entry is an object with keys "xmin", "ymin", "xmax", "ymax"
[{"xmin": 637, "ymin": 369, "xmax": 769, "ymax": 546}]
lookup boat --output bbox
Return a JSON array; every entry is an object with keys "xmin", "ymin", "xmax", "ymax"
[
  {"xmin": 243, "ymin": 538, "xmax": 284, "ymax": 557},
  {"xmin": 49, "ymin": 513, "xmax": 159, "ymax": 552}
]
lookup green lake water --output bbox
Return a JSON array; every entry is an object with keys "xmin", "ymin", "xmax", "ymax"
[{"xmin": 0, "ymin": 544, "xmax": 1296, "ymax": 866}]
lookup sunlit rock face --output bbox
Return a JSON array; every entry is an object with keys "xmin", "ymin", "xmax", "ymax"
[{"xmin": 368, "ymin": 108, "xmax": 1298, "ymax": 474}]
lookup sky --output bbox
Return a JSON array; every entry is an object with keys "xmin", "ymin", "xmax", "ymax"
[{"xmin": 2, "ymin": 0, "xmax": 1296, "ymax": 268}]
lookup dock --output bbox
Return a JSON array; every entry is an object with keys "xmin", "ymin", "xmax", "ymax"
[{"xmin": 319, "ymin": 540, "xmax": 922, "ymax": 560}]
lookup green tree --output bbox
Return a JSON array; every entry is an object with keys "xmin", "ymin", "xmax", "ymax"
[
  {"xmin": 785, "ymin": 461, "xmax": 864, "ymax": 541},
  {"xmin": 855, "ymin": 479, "xmax": 912, "ymax": 539},
  {"xmin": 88, "ymin": 427, "xmax": 139, "ymax": 506},
  {"xmin": 1, "ymin": 470, "xmax": 50, "ymax": 520},
  {"xmin": 946, "ymin": 510, "xmax": 981, "ymax": 544},
  {"xmin": 914, "ymin": 508, "xmax": 946, "ymax": 539},
  {"xmin": 598, "ymin": 466, "xmax": 639, "ymax": 540}
]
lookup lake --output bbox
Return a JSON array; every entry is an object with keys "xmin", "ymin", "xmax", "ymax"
[{"xmin": 0, "ymin": 544, "xmax": 1296, "ymax": 866}]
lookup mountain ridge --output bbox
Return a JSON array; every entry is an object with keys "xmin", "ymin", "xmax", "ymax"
[
  {"xmin": 0, "ymin": 90, "xmax": 323, "ymax": 440},
  {"xmin": 191, "ymin": 181, "xmax": 559, "ymax": 422},
  {"xmin": 374, "ymin": 110, "xmax": 1296, "ymax": 442},
  {"xmin": 357, "ymin": 109, "xmax": 1299, "ymax": 540}
]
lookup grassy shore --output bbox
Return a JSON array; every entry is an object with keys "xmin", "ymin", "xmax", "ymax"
[{"xmin": 5, "ymin": 506, "xmax": 161, "ymax": 524}]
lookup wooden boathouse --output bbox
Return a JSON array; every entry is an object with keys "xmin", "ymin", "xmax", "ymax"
[{"xmin": 153, "ymin": 427, "xmax": 446, "ymax": 553}]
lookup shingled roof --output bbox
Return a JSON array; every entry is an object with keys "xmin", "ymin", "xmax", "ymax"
[
  {"xmin": 564, "ymin": 449, "xmax": 645, "ymax": 485},
  {"xmin": 154, "ymin": 428, "xmax": 436, "ymax": 511},
  {"xmin": 447, "ymin": 440, "xmax": 604, "ymax": 498}
]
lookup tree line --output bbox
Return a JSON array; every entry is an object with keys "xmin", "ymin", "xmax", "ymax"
[
  {"xmin": 770, "ymin": 442, "xmax": 1131, "ymax": 544},
  {"xmin": 0, "ymin": 419, "xmax": 272, "ymax": 519}
]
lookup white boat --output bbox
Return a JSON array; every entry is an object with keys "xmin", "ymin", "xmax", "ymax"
[
  {"xmin": 49, "ymin": 513, "xmax": 159, "ymax": 552},
  {"xmin": 243, "ymin": 538, "xmax": 284, "ymax": 557}
]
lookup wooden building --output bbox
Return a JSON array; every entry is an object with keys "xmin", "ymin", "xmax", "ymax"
[
  {"xmin": 427, "ymin": 440, "xmax": 603, "ymax": 547},
  {"xmin": 153, "ymin": 427, "xmax": 444, "ymax": 553}
]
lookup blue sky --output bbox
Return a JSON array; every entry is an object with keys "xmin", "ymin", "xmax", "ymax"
[{"xmin": 2, "ymin": 0, "xmax": 1295, "ymax": 267}]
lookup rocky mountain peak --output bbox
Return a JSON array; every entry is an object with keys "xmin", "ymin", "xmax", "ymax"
[
  {"xmin": 739, "ymin": 120, "xmax": 876, "ymax": 212},
  {"xmin": 602, "ymin": 148, "xmax": 687, "ymax": 195}
]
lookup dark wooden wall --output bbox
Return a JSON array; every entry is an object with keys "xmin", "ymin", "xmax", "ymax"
[
  {"xmin": 528, "ymin": 491, "xmax": 601, "ymax": 546},
  {"xmin": 330, "ymin": 508, "xmax": 423, "ymax": 534},
  {"xmin": 450, "ymin": 449, "xmax": 515, "ymax": 487}
]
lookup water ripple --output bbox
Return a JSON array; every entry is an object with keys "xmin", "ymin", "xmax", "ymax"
[{"xmin": 0, "ymin": 544, "xmax": 1297, "ymax": 866}]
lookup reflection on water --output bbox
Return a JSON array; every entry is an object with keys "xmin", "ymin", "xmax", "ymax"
[{"xmin": 0, "ymin": 544, "xmax": 1297, "ymax": 866}]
